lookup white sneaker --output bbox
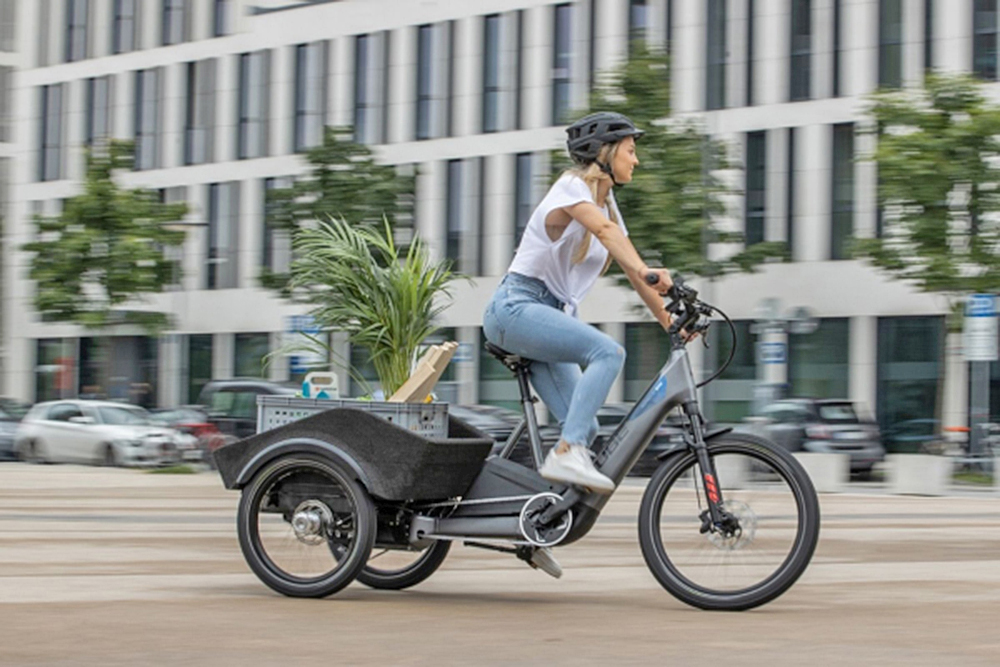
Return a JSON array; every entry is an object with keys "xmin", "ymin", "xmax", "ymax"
[
  {"xmin": 539, "ymin": 445, "xmax": 615, "ymax": 494},
  {"xmin": 528, "ymin": 547, "xmax": 563, "ymax": 579}
]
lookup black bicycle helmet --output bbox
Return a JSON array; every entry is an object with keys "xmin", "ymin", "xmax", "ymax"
[{"xmin": 565, "ymin": 111, "xmax": 645, "ymax": 165}]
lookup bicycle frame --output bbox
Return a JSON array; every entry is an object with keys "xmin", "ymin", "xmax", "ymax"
[{"xmin": 413, "ymin": 334, "xmax": 730, "ymax": 548}]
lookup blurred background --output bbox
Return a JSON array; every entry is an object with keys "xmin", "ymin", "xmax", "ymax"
[{"xmin": 2, "ymin": 0, "xmax": 1000, "ymax": 471}]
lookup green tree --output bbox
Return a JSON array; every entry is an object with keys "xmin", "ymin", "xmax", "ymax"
[
  {"xmin": 855, "ymin": 73, "xmax": 1000, "ymax": 436},
  {"xmin": 856, "ymin": 74, "xmax": 1000, "ymax": 300},
  {"xmin": 553, "ymin": 44, "xmax": 787, "ymax": 279},
  {"xmin": 23, "ymin": 142, "xmax": 187, "ymax": 331},
  {"xmin": 263, "ymin": 127, "xmax": 416, "ymax": 294}
]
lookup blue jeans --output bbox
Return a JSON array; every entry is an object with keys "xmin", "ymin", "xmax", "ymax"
[{"xmin": 482, "ymin": 272, "xmax": 626, "ymax": 448}]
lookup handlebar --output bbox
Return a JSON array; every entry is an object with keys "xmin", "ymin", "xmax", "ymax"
[{"xmin": 643, "ymin": 271, "xmax": 737, "ymax": 389}]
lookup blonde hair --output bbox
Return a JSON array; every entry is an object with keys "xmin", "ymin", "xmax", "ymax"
[{"xmin": 566, "ymin": 142, "xmax": 621, "ymax": 271}]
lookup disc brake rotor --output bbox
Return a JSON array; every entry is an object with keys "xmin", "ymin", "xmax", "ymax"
[{"xmin": 707, "ymin": 499, "xmax": 757, "ymax": 551}]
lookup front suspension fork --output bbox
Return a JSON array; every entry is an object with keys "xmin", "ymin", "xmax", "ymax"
[{"xmin": 683, "ymin": 403, "xmax": 729, "ymax": 531}]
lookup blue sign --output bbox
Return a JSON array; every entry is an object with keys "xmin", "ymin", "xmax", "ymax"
[
  {"xmin": 287, "ymin": 315, "xmax": 320, "ymax": 335},
  {"xmin": 967, "ymin": 294, "xmax": 996, "ymax": 318},
  {"xmin": 760, "ymin": 342, "xmax": 787, "ymax": 365}
]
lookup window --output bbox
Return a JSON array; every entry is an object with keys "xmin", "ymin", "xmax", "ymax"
[
  {"xmin": 85, "ymin": 76, "xmax": 112, "ymax": 147},
  {"xmin": 974, "ymin": 0, "xmax": 997, "ymax": 80},
  {"xmin": 514, "ymin": 152, "xmax": 533, "ymax": 248},
  {"xmin": 48, "ymin": 403, "xmax": 83, "ymax": 422},
  {"xmin": 790, "ymin": 0, "xmax": 811, "ymax": 101},
  {"xmin": 831, "ymin": 123, "xmax": 854, "ymax": 260},
  {"xmin": 877, "ymin": 316, "xmax": 943, "ymax": 444},
  {"xmin": 0, "ymin": 67, "xmax": 11, "ymax": 142},
  {"xmin": 708, "ymin": 320, "xmax": 755, "ymax": 422},
  {"xmin": 746, "ymin": 0, "xmax": 755, "ymax": 105},
  {"xmin": 162, "ymin": 0, "xmax": 188, "ymax": 46},
  {"xmin": 207, "ymin": 182, "xmax": 240, "ymax": 289},
  {"xmin": 706, "ymin": 0, "xmax": 726, "ymax": 110},
  {"xmin": 786, "ymin": 127, "xmax": 796, "ymax": 261},
  {"xmin": 665, "ymin": 0, "xmax": 673, "ymax": 59},
  {"xmin": 234, "ymin": 333, "xmax": 269, "ymax": 378},
  {"xmin": 624, "ymin": 323, "xmax": 671, "ymax": 401},
  {"xmin": 745, "ymin": 131, "xmax": 766, "ymax": 247},
  {"xmin": 294, "ymin": 41, "xmax": 327, "ymax": 152},
  {"xmin": 65, "ymin": 0, "xmax": 88, "ymax": 62},
  {"xmin": 187, "ymin": 334, "xmax": 212, "ymax": 403},
  {"xmin": 37, "ymin": 0, "xmax": 50, "ymax": 67},
  {"xmin": 446, "ymin": 159, "xmax": 462, "ymax": 268},
  {"xmin": 262, "ymin": 177, "xmax": 292, "ymax": 274},
  {"xmin": 185, "ymin": 60, "xmax": 216, "ymax": 165},
  {"xmin": 134, "ymin": 68, "xmax": 160, "ymax": 170},
  {"xmin": 588, "ymin": 0, "xmax": 597, "ymax": 92},
  {"xmin": 832, "ymin": 0, "xmax": 842, "ymax": 95},
  {"xmin": 483, "ymin": 14, "xmax": 501, "ymax": 133},
  {"xmin": 0, "ymin": 0, "xmax": 15, "ymax": 52},
  {"xmin": 628, "ymin": 0, "xmax": 648, "ymax": 56},
  {"xmin": 39, "ymin": 84, "xmax": 63, "ymax": 182},
  {"xmin": 446, "ymin": 21, "xmax": 456, "ymax": 137},
  {"xmin": 552, "ymin": 3, "xmax": 572, "ymax": 125},
  {"xmin": 416, "ymin": 25, "xmax": 432, "ymax": 139},
  {"xmin": 789, "ymin": 319, "xmax": 849, "ymax": 399},
  {"xmin": 354, "ymin": 33, "xmax": 387, "ymax": 144},
  {"xmin": 415, "ymin": 24, "xmax": 445, "ymax": 140},
  {"xmin": 35, "ymin": 339, "xmax": 70, "ymax": 403},
  {"xmin": 238, "ymin": 51, "xmax": 270, "ymax": 159},
  {"xmin": 515, "ymin": 10, "xmax": 525, "ymax": 130},
  {"xmin": 924, "ymin": 0, "xmax": 933, "ymax": 72},
  {"xmin": 214, "ymin": 0, "xmax": 231, "ymax": 37},
  {"xmin": 879, "ymin": 0, "xmax": 902, "ymax": 88},
  {"xmin": 112, "ymin": 0, "xmax": 136, "ymax": 54}
]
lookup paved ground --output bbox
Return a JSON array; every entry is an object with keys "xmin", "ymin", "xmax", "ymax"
[{"xmin": 1, "ymin": 462, "xmax": 999, "ymax": 666}]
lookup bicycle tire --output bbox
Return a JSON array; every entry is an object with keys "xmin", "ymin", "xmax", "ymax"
[{"xmin": 639, "ymin": 432, "xmax": 820, "ymax": 611}]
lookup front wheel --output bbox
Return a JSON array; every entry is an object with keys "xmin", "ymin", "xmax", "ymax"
[
  {"xmin": 639, "ymin": 433, "xmax": 820, "ymax": 611},
  {"xmin": 237, "ymin": 454, "xmax": 376, "ymax": 598}
]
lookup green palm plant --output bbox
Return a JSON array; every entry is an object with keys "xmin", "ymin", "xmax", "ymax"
[{"xmin": 289, "ymin": 217, "xmax": 462, "ymax": 397}]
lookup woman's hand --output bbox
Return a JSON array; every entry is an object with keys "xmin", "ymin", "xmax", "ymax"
[{"xmin": 643, "ymin": 268, "xmax": 673, "ymax": 296}]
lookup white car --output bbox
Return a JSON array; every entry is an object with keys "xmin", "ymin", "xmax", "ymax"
[{"xmin": 15, "ymin": 400, "xmax": 200, "ymax": 467}]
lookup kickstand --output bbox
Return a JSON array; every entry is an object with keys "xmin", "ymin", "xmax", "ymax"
[{"xmin": 464, "ymin": 540, "xmax": 519, "ymax": 555}]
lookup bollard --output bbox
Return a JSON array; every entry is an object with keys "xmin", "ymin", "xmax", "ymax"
[
  {"xmin": 793, "ymin": 453, "xmax": 849, "ymax": 493},
  {"xmin": 886, "ymin": 454, "xmax": 953, "ymax": 496}
]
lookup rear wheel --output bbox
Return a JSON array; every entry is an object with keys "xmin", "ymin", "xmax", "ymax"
[
  {"xmin": 357, "ymin": 540, "xmax": 451, "ymax": 590},
  {"xmin": 639, "ymin": 433, "xmax": 820, "ymax": 611},
  {"xmin": 237, "ymin": 454, "xmax": 376, "ymax": 598}
]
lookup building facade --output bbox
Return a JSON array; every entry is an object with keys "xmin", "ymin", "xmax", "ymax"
[{"xmin": 2, "ymin": 0, "xmax": 991, "ymax": 432}]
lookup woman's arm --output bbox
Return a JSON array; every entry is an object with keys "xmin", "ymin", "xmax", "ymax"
[{"xmin": 562, "ymin": 201, "xmax": 673, "ymax": 294}]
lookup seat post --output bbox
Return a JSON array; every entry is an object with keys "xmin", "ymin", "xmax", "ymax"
[{"xmin": 516, "ymin": 366, "xmax": 546, "ymax": 469}]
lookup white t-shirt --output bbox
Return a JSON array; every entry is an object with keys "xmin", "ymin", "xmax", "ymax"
[{"xmin": 508, "ymin": 173, "xmax": 627, "ymax": 318}]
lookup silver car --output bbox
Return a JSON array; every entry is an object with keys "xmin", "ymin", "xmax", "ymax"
[
  {"xmin": 760, "ymin": 399, "xmax": 885, "ymax": 474},
  {"xmin": 15, "ymin": 400, "xmax": 197, "ymax": 467}
]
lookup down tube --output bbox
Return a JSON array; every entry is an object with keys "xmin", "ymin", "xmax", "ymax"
[{"xmin": 595, "ymin": 348, "xmax": 699, "ymax": 490}]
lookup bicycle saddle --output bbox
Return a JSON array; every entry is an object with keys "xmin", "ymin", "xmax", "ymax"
[{"xmin": 484, "ymin": 342, "xmax": 533, "ymax": 373}]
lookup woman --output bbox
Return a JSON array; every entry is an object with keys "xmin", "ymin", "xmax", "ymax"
[{"xmin": 483, "ymin": 111, "xmax": 674, "ymax": 494}]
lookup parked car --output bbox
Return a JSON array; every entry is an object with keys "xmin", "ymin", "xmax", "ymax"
[
  {"xmin": 0, "ymin": 398, "xmax": 29, "ymax": 460},
  {"xmin": 759, "ymin": 398, "xmax": 885, "ymax": 474},
  {"xmin": 15, "ymin": 400, "xmax": 198, "ymax": 466},
  {"xmin": 195, "ymin": 379, "xmax": 297, "ymax": 439},
  {"xmin": 151, "ymin": 406, "xmax": 230, "ymax": 466}
]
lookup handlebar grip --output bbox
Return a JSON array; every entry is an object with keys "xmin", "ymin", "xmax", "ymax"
[{"xmin": 644, "ymin": 272, "xmax": 660, "ymax": 286}]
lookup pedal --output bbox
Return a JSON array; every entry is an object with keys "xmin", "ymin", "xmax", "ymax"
[{"xmin": 522, "ymin": 546, "xmax": 563, "ymax": 579}]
